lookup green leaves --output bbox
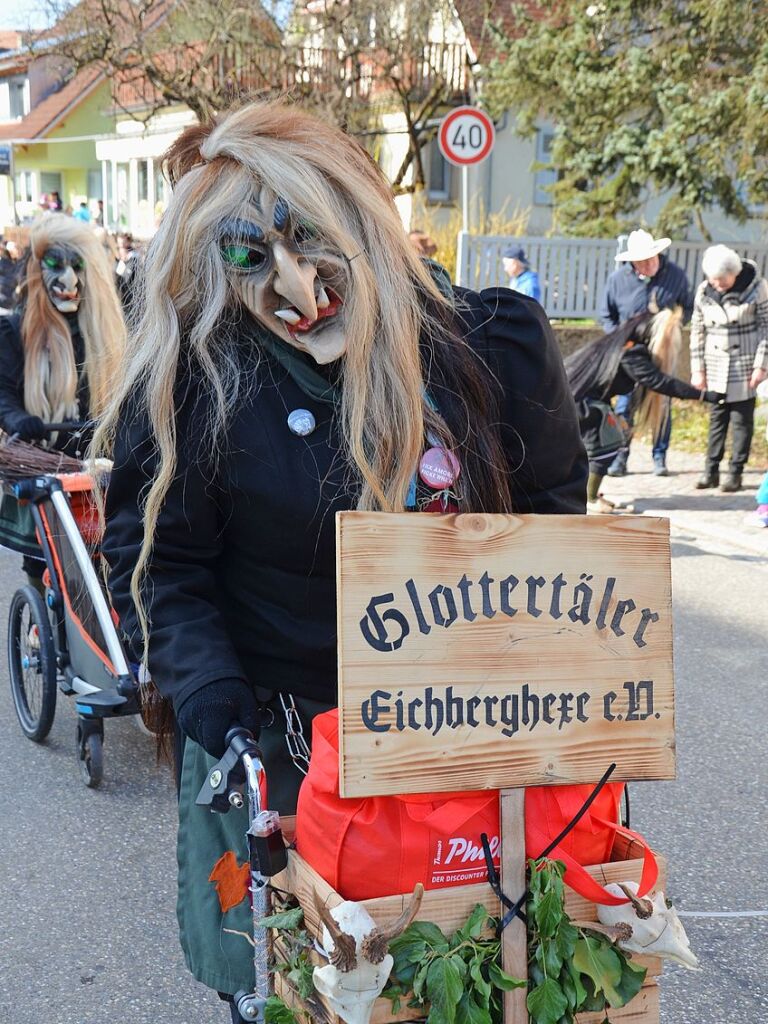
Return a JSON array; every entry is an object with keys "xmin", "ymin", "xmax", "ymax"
[
  {"xmin": 484, "ymin": 0, "xmax": 768, "ymax": 236},
  {"xmin": 527, "ymin": 978, "xmax": 569, "ymax": 1024},
  {"xmin": 261, "ymin": 898, "xmax": 315, "ymax": 1004},
  {"xmin": 456, "ymin": 991, "xmax": 493, "ymax": 1024},
  {"xmin": 527, "ymin": 859, "xmax": 648, "ymax": 1024},
  {"xmin": 536, "ymin": 889, "xmax": 564, "ymax": 939},
  {"xmin": 487, "ymin": 961, "xmax": 525, "ymax": 992},
  {"xmin": 572, "ymin": 936, "xmax": 623, "ymax": 1005},
  {"xmin": 386, "ymin": 904, "xmax": 525, "ymax": 1024},
  {"xmin": 264, "ymin": 996, "xmax": 299, "ymax": 1024},
  {"xmin": 426, "ymin": 957, "xmax": 465, "ymax": 1024},
  {"xmin": 257, "ymin": 906, "xmax": 305, "ymax": 931}
]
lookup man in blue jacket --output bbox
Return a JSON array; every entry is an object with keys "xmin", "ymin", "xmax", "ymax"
[
  {"xmin": 503, "ymin": 244, "xmax": 542, "ymax": 302},
  {"xmin": 599, "ymin": 229, "xmax": 693, "ymax": 476}
]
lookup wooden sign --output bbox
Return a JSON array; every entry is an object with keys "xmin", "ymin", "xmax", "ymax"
[{"xmin": 336, "ymin": 512, "xmax": 675, "ymax": 799}]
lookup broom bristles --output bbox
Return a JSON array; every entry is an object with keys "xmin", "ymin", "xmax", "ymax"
[{"xmin": 0, "ymin": 435, "xmax": 83, "ymax": 483}]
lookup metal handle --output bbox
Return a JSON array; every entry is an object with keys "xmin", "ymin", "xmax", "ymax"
[{"xmin": 42, "ymin": 420, "xmax": 95, "ymax": 433}]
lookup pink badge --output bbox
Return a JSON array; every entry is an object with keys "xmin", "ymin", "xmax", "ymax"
[{"xmin": 419, "ymin": 447, "xmax": 460, "ymax": 489}]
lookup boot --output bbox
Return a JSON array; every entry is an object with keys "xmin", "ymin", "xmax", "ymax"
[
  {"xmin": 607, "ymin": 450, "xmax": 628, "ymax": 477},
  {"xmin": 720, "ymin": 472, "xmax": 742, "ymax": 493},
  {"xmin": 695, "ymin": 469, "xmax": 719, "ymax": 489},
  {"xmin": 652, "ymin": 453, "xmax": 669, "ymax": 477}
]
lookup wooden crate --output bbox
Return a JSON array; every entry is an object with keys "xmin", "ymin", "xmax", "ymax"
[{"xmin": 272, "ymin": 832, "xmax": 664, "ymax": 1024}]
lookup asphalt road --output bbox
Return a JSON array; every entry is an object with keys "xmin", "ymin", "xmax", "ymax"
[{"xmin": 0, "ymin": 527, "xmax": 765, "ymax": 1024}]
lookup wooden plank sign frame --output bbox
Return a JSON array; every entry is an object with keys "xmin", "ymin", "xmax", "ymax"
[{"xmin": 335, "ymin": 511, "xmax": 675, "ymax": 1023}]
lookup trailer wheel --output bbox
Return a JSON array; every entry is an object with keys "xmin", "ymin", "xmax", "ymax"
[
  {"xmin": 78, "ymin": 728, "xmax": 103, "ymax": 788},
  {"xmin": 8, "ymin": 585, "xmax": 57, "ymax": 741}
]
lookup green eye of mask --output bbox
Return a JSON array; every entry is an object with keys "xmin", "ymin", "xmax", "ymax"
[
  {"xmin": 295, "ymin": 219, "xmax": 319, "ymax": 243},
  {"xmin": 220, "ymin": 243, "xmax": 265, "ymax": 270},
  {"xmin": 43, "ymin": 256, "xmax": 61, "ymax": 270}
]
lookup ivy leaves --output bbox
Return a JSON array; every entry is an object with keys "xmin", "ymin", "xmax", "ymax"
[
  {"xmin": 527, "ymin": 859, "xmax": 647, "ymax": 1024},
  {"xmin": 264, "ymin": 996, "xmax": 300, "ymax": 1024},
  {"xmin": 385, "ymin": 905, "xmax": 525, "ymax": 1024},
  {"xmin": 262, "ymin": 861, "xmax": 647, "ymax": 1024},
  {"xmin": 258, "ymin": 903, "xmax": 314, "ymax": 1007}
]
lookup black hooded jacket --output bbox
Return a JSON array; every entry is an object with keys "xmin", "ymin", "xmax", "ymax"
[
  {"xmin": 103, "ymin": 288, "xmax": 588, "ymax": 711},
  {"xmin": 565, "ymin": 313, "xmax": 702, "ymax": 406}
]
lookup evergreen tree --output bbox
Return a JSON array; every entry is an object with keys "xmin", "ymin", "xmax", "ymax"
[{"xmin": 484, "ymin": 1, "xmax": 768, "ymax": 237}]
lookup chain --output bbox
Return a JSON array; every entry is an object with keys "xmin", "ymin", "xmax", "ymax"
[{"xmin": 279, "ymin": 693, "xmax": 312, "ymax": 776}]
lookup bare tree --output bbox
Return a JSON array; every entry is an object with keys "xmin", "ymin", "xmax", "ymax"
[
  {"xmin": 34, "ymin": 0, "xmax": 474, "ymax": 194},
  {"xmin": 293, "ymin": 0, "xmax": 473, "ymax": 194},
  {"xmin": 34, "ymin": 0, "xmax": 286, "ymax": 122}
]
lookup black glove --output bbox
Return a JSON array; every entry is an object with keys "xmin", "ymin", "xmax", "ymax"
[
  {"xmin": 703, "ymin": 391, "xmax": 726, "ymax": 405},
  {"xmin": 14, "ymin": 415, "xmax": 46, "ymax": 441},
  {"xmin": 176, "ymin": 678, "xmax": 260, "ymax": 758}
]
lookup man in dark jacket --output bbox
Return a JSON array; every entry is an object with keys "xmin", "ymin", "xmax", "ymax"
[{"xmin": 599, "ymin": 229, "xmax": 693, "ymax": 477}]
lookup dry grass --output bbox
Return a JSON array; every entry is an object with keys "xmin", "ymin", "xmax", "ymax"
[
  {"xmin": 635, "ymin": 401, "xmax": 768, "ymax": 467},
  {"xmin": 416, "ymin": 199, "xmax": 530, "ymax": 282}
]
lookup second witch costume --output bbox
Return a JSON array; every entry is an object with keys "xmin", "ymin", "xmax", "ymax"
[
  {"xmin": 0, "ymin": 215, "xmax": 124, "ymax": 575},
  {"xmin": 565, "ymin": 310, "xmax": 724, "ymax": 513},
  {"xmin": 99, "ymin": 101, "xmax": 587, "ymax": 1019}
]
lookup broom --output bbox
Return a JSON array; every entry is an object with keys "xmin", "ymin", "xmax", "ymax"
[{"xmin": 0, "ymin": 435, "xmax": 83, "ymax": 484}]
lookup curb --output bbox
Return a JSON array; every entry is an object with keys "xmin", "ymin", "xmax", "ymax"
[{"xmin": 640, "ymin": 509, "xmax": 768, "ymax": 557}]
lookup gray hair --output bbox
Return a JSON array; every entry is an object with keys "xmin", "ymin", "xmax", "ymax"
[{"xmin": 702, "ymin": 244, "xmax": 742, "ymax": 280}]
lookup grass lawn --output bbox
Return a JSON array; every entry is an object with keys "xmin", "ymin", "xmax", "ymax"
[{"xmin": 647, "ymin": 401, "xmax": 768, "ymax": 468}]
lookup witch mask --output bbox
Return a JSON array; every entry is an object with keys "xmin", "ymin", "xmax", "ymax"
[
  {"xmin": 40, "ymin": 245, "xmax": 85, "ymax": 314},
  {"xmin": 219, "ymin": 191, "xmax": 348, "ymax": 365}
]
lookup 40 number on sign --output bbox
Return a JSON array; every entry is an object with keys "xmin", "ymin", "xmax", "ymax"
[{"xmin": 438, "ymin": 106, "xmax": 495, "ymax": 166}]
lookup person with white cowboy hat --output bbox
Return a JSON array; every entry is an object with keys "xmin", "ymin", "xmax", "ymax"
[{"xmin": 599, "ymin": 228, "xmax": 694, "ymax": 477}]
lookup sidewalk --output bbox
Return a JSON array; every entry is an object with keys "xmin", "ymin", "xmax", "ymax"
[{"xmin": 599, "ymin": 444, "xmax": 768, "ymax": 556}]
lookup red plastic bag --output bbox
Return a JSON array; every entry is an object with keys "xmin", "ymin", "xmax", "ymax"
[
  {"xmin": 295, "ymin": 709, "xmax": 499, "ymax": 900},
  {"xmin": 295, "ymin": 710, "xmax": 658, "ymax": 904}
]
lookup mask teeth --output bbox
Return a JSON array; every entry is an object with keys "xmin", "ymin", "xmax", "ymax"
[
  {"xmin": 316, "ymin": 286, "xmax": 330, "ymax": 310},
  {"xmin": 274, "ymin": 308, "xmax": 301, "ymax": 325}
]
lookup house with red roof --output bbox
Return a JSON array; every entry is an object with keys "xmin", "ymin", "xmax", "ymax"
[{"xmin": 0, "ymin": 29, "xmax": 117, "ymax": 228}]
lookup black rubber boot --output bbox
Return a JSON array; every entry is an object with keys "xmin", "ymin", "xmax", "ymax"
[
  {"xmin": 720, "ymin": 473, "xmax": 742, "ymax": 493},
  {"xmin": 695, "ymin": 470, "xmax": 720, "ymax": 489}
]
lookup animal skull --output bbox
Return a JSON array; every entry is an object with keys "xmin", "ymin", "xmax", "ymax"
[
  {"xmin": 312, "ymin": 884, "xmax": 424, "ymax": 1024},
  {"xmin": 597, "ymin": 881, "xmax": 700, "ymax": 970}
]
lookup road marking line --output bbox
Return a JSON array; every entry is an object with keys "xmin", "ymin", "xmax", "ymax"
[{"xmin": 678, "ymin": 910, "xmax": 768, "ymax": 919}]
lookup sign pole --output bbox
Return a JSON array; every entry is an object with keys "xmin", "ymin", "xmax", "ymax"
[
  {"xmin": 438, "ymin": 106, "xmax": 495, "ymax": 279},
  {"xmin": 462, "ymin": 164, "xmax": 469, "ymax": 233},
  {"xmin": 500, "ymin": 790, "xmax": 528, "ymax": 1022}
]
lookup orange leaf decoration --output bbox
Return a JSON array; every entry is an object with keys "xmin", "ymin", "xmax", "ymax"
[{"xmin": 208, "ymin": 850, "xmax": 250, "ymax": 913}]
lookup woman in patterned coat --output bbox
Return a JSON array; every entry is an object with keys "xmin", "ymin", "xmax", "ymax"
[{"xmin": 691, "ymin": 245, "xmax": 768, "ymax": 492}]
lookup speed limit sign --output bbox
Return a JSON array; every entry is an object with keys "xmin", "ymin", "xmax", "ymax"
[{"xmin": 438, "ymin": 106, "xmax": 495, "ymax": 167}]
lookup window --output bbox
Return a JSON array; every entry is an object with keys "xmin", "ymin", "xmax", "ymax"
[
  {"xmin": 87, "ymin": 169, "xmax": 103, "ymax": 200},
  {"xmin": 155, "ymin": 166, "xmax": 170, "ymax": 210},
  {"xmin": 427, "ymin": 140, "xmax": 451, "ymax": 201},
  {"xmin": 14, "ymin": 170, "xmax": 34, "ymax": 203},
  {"xmin": 40, "ymin": 171, "xmax": 62, "ymax": 196},
  {"xmin": 8, "ymin": 77, "xmax": 29, "ymax": 120},
  {"xmin": 137, "ymin": 159, "xmax": 149, "ymax": 202},
  {"xmin": 533, "ymin": 128, "xmax": 558, "ymax": 206}
]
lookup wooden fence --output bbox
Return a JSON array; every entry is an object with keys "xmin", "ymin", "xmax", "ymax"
[{"xmin": 455, "ymin": 233, "xmax": 768, "ymax": 320}]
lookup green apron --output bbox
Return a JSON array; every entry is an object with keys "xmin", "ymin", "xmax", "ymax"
[{"xmin": 176, "ymin": 692, "xmax": 332, "ymax": 996}]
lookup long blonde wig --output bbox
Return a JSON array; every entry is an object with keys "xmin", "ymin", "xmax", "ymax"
[
  {"xmin": 23, "ymin": 214, "xmax": 126, "ymax": 422},
  {"xmin": 94, "ymin": 101, "xmax": 500, "ymax": 643},
  {"xmin": 634, "ymin": 306, "xmax": 684, "ymax": 439}
]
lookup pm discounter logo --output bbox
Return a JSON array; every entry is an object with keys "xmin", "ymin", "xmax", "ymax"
[{"xmin": 431, "ymin": 833, "xmax": 501, "ymax": 886}]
